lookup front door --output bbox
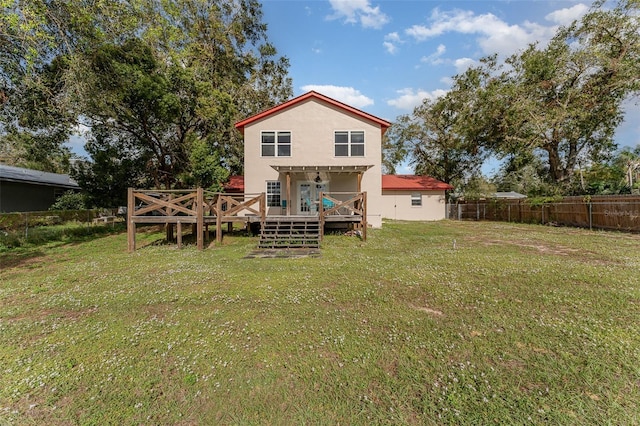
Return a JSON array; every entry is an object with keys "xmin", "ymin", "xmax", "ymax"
[{"xmin": 297, "ymin": 181, "xmax": 328, "ymax": 215}]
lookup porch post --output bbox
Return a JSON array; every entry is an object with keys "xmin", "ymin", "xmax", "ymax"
[
  {"xmin": 216, "ymin": 194, "xmax": 223, "ymax": 243},
  {"xmin": 286, "ymin": 172, "xmax": 291, "ymax": 216},
  {"xmin": 362, "ymin": 191, "xmax": 367, "ymax": 241},
  {"xmin": 357, "ymin": 172, "xmax": 363, "ymax": 193},
  {"xmin": 319, "ymin": 191, "xmax": 325, "ymax": 241}
]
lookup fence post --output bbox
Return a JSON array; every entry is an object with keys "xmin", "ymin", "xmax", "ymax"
[
  {"xmin": 24, "ymin": 212, "xmax": 28, "ymax": 239},
  {"xmin": 588, "ymin": 201, "xmax": 593, "ymax": 231},
  {"xmin": 541, "ymin": 204, "xmax": 545, "ymax": 225},
  {"xmin": 508, "ymin": 204, "xmax": 511, "ymax": 222},
  {"xmin": 458, "ymin": 204, "xmax": 462, "ymax": 220}
]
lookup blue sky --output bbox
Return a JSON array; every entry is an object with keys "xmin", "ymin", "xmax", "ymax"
[{"xmin": 259, "ymin": 0, "xmax": 640, "ymax": 174}]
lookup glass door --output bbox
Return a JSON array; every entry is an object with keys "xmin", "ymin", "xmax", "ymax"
[
  {"xmin": 297, "ymin": 181, "xmax": 329, "ymax": 215},
  {"xmin": 298, "ymin": 182, "xmax": 313, "ymax": 214}
]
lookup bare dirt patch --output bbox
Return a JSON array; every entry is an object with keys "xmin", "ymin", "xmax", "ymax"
[{"xmin": 410, "ymin": 304, "xmax": 444, "ymax": 316}]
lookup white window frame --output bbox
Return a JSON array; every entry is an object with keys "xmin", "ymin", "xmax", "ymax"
[
  {"xmin": 261, "ymin": 131, "xmax": 291, "ymax": 157},
  {"xmin": 411, "ymin": 193, "xmax": 422, "ymax": 207},
  {"xmin": 334, "ymin": 130, "xmax": 365, "ymax": 157},
  {"xmin": 266, "ymin": 181, "xmax": 281, "ymax": 207}
]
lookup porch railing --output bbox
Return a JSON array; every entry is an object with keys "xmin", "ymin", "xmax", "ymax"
[
  {"xmin": 127, "ymin": 188, "xmax": 367, "ymax": 250},
  {"xmin": 318, "ymin": 191, "xmax": 367, "ymax": 240},
  {"xmin": 127, "ymin": 188, "xmax": 266, "ymax": 251}
]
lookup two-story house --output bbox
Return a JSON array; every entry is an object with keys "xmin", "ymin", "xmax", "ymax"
[
  {"xmin": 234, "ymin": 91, "xmax": 451, "ymax": 228},
  {"xmin": 126, "ymin": 91, "xmax": 452, "ymax": 251}
]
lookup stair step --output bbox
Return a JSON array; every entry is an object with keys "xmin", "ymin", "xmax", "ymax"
[{"xmin": 258, "ymin": 218, "xmax": 321, "ymax": 249}]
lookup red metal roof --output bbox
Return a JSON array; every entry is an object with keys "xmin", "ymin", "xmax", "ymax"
[
  {"xmin": 223, "ymin": 175, "xmax": 244, "ymax": 192},
  {"xmin": 224, "ymin": 175, "xmax": 453, "ymax": 193},
  {"xmin": 382, "ymin": 175, "xmax": 453, "ymax": 191},
  {"xmin": 234, "ymin": 91, "xmax": 391, "ymax": 135}
]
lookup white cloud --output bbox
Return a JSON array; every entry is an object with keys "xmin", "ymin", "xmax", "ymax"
[
  {"xmin": 383, "ymin": 32, "xmax": 402, "ymax": 54},
  {"xmin": 405, "ymin": 8, "xmax": 558, "ymax": 57},
  {"xmin": 545, "ymin": 4, "xmax": 590, "ymax": 26},
  {"xmin": 387, "ymin": 88, "xmax": 447, "ymax": 111},
  {"xmin": 301, "ymin": 84, "xmax": 374, "ymax": 108},
  {"xmin": 420, "ymin": 44, "xmax": 446, "ymax": 64},
  {"xmin": 453, "ymin": 57, "xmax": 477, "ymax": 74},
  {"xmin": 327, "ymin": 0, "xmax": 389, "ymax": 29}
]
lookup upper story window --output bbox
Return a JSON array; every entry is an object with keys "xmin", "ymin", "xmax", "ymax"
[
  {"xmin": 262, "ymin": 131, "xmax": 291, "ymax": 157},
  {"xmin": 335, "ymin": 131, "xmax": 364, "ymax": 157}
]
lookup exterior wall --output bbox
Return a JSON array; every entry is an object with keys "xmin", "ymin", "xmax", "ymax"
[
  {"xmin": 243, "ymin": 98, "xmax": 383, "ymax": 227},
  {"xmin": 381, "ymin": 190, "xmax": 447, "ymax": 221},
  {"xmin": 0, "ymin": 181, "xmax": 67, "ymax": 212}
]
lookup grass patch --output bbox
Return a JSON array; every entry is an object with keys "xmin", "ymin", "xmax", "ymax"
[
  {"xmin": 0, "ymin": 220, "xmax": 639, "ymax": 424},
  {"xmin": 0, "ymin": 222, "xmax": 126, "ymax": 250}
]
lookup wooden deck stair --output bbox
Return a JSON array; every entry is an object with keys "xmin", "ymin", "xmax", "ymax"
[{"xmin": 258, "ymin": 217, "xmax": 320, "ymax": 249}]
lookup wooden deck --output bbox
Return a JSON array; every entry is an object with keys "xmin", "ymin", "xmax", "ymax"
[{"xmin": 127, "ymin": 188, "xmax": 366, "ymax": 251}]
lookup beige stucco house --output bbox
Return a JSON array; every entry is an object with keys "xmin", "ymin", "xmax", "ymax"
[{"xmin": 234, "ymin": 91, "xmax": 452, "ymax": 227}]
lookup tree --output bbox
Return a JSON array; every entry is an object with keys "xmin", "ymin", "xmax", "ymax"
[
  {"xmin": 385, "ymin": 58, "xmax": 496, "ymax": 191},
  {"xmin": 491, "ymin": 0, "xmax": 640, "ymax": 189},
  {"xmin": 71, "ymin": 126, "xmax": 150, "ymax": 208},
  {"xmin": 71, "ymin": 0, "xmax": 292, "ymax": 192},
  {"xmin": 0, "ymin": 1, "xmax": 84, "ymax": 172},
  {"xmin": 386, "ymin": 0, "xmax": 640, "ymax": 197},
  {"xmin": 564, "ymin": 145, "xmax": 640, "ymax": 195},
  {"xmin": 2, "ymin": 0, "xmax": 292, "ymax": 193}
]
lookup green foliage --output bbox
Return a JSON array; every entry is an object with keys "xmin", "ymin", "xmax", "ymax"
[
  {"xmin": 71, "ymin": 126, "xmax": 150, "ymax": 208},
  {"xmin": 49, "ymin": 190, "xmax": 87, "ymax": 211},
  {"xmin": 1, "ymin": 0, "xmax": 293, "ymax": 190},
  {"xmin": 0, "ymin": 221, "xmax": 125, "ymax": 249},
  {"xmin": 386, "ymin": 0, "xmax": 640, "ymax": 197},
  {"xmin": 460, "ymin": 175, "xmax": 497, "ymax": 200},
  {"xmin": 184, "ymin": 138, "xmax": 229, "ymax": 191},
  {"xmin": 565, "ymin": 144, "xmax": 640, "ymax": 195}
]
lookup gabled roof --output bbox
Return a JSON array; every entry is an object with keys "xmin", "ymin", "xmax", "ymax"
[
  {"xmin": 234, "ymin": 91, "xmax": 391, "ymax": 135},
  {"xmin": 0, "ymin": 164, "xmax": 79, "ymax": 189},
  {"xmin": 382, "ymin": 175, "xmax": 453, "ymax": 191}
]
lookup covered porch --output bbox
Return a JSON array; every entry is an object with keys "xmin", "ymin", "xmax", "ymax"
[{"xmin": 268, "ymin": 165, "xmax": 372, "ymax": 217}]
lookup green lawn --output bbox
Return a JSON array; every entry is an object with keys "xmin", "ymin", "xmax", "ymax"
[{"xmin": 1, "ymin": 221, "xmax": 639, "ymax": 425}]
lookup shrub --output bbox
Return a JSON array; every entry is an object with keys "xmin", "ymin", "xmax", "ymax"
[{"xmin": 50, "ymin": 191, "xmax": 87, "ymax": 211}]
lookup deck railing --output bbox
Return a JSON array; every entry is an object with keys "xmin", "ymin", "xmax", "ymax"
[
  {"xmin": 127, "ymin": 188, "xmax": 266, "ymax": 251},
  {"xmin": 127, "ymin": 188, "xmax": 367, "ymax": 250},
  {"xmin": 318, "ymin": 191, "xmax": 367, "ymax": 240}
]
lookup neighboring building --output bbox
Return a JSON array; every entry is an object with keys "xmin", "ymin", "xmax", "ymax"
[
  {"xmin": 0, "ymin": 164, "xmax": 79, "ymax": 212},
  {"xmin": 492, "ymin": 191, "xmax": 527, "ymax": 199},
  {"xmin": 233, "ymin": 91, "xmax": 452, "ymax": 226},
  {"xmin": 381, "ymin": 175, "xmax": 452, "ymax": 221}
]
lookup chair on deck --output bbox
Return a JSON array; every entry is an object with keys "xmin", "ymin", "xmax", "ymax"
[{"xmin": 322, "ymin": 197, "xmax": 337, "ymax": 214}]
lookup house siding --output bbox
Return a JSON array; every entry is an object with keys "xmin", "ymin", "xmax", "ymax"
[
  {"xmin": 243, "ymin": 97, "xmax": 383, "ymax": 227},
  {"xmin": 381, "ymin": 190, "xmax": 447, "ymax": 221}
]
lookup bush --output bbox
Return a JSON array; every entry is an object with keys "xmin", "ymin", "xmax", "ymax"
[{"xmin": 50, "ymin": 191, "xmax": 87, "ymax": 210}]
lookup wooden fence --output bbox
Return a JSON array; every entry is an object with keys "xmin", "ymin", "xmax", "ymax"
[{"xmin": 448, "ymin": 195, "xmax": 640, "ymax": 232}]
